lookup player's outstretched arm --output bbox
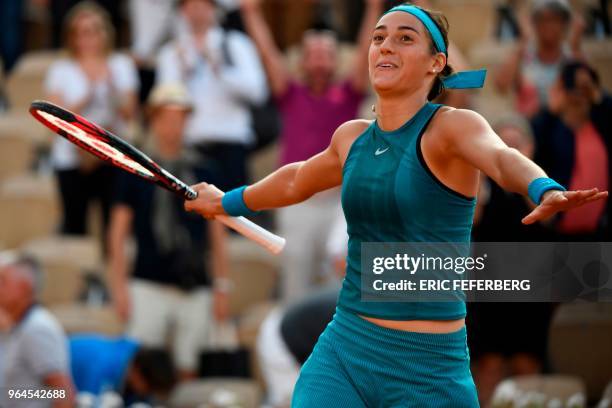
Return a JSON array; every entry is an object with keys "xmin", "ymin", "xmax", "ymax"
[
  {"xmin": 439, "ymin": 109, "xmax": 608, "ymax": 225},
  {"xmin": 185, "ymin": 121, "xmax": 360, "ymax": 219}
]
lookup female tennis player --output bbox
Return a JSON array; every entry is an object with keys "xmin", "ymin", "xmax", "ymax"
[{"xmin": 185, "ymin": 4, "xmax": 608, "ymax": 407}]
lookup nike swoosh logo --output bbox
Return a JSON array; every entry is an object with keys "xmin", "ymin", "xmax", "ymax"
[{"xmin": 375, "ymin": 147, "xmax": 390, "ymax": 156}]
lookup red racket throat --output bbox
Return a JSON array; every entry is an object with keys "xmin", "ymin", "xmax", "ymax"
[{"xmin": 30, "ymin": 106, "xmax": 156, "ymax": 180}]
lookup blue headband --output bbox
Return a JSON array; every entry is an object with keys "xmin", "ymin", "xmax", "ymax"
[{"xmin": 383, "ymin": 4, "xmax": 487, "ymax": 90}]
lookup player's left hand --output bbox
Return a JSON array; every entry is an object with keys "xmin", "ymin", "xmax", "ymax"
[{"xmin": 522, "ymin": 188, "xmax": 608, "ymax": 225}]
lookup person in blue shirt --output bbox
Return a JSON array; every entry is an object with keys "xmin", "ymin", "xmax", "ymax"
[
  {"xmin": 68, "ymin": 335, "xmax": 177, "ymax": 405},
  {"xmin": 185, "ymin": 3, "xmax": 607, "ymax": 407}
]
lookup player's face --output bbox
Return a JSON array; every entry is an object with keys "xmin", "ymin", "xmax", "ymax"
[{"xmin": 369, "ymin": 12, "xmax": 443, "ymax": 96}]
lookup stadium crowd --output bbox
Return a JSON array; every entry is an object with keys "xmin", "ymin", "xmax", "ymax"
[{"xmin": 0, "ymin": 0, "xmax": 611, "ymax": 407}]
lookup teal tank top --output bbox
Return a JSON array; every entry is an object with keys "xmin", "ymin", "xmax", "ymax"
[{"xmin": 339, "ymin": 102, "xmax": 476, "ymax": 320}]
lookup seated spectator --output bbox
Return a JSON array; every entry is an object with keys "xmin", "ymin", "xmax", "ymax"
[
  {"xmin": 532, "ymin": 60, "xmax": 611, "ymax": 240},
  {"xmin": 0, "ymin": 253, "xmax": 74, "ymax": 408},
  {"xmin": 69, "ymin": 334, "xmax": 176, "ymax": 405},
  {"xmin": 45, "ymin": 1, "xmax": 139, "ymax": 236},
  {"xmin": 156, "ymin": 0, "xmax": 268, "ymax": 191},
  {"xmin": 240, "ymin": 0, "xmax": 382, "ymax": 302},
  {"xmin": 257, "ymin": 288, "xmax": 339, "ymax": 408},
  {"xmin": 107, "ymin": 83, "xmax": 229, "ymax": 380},
  {"xmin": 495, "ymin": 0, "xmax": 584, "ymax": 118}
]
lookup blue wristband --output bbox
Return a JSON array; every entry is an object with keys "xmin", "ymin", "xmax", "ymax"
[
  {"xmin": 528, "ymin": 178, "xmax": 566, "ymax": 205},
  {"xmin": 222, "ymin": 186, "xmax": 258, "ymax": 217}
]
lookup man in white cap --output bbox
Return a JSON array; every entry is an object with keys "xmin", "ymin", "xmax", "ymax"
[{"xmin": 107, "ymin": 83, "xmax": 230, "ymax": 380}]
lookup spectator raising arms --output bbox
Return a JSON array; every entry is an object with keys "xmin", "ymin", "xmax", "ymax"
[
  {"xmin": 494, "ymin": 0, "xmax": 585, "ymax": 118},
  {"xmin": 0, "ymin": 254, "xmax": 74, "ymax": 408},
  {"xmin": 156, "ymin": 0, "xmax": 268, "ymax": 191},
  {"xmin": 107, "ymin": 84, "xmax": 229, "ymax": 380},
  {"xmin": 45, "ymin": 1, "xmax": 139, "ymax": 236},
  {"xmin": 240, "ymin": 0, "xmax": 384, "ymax": 302}
]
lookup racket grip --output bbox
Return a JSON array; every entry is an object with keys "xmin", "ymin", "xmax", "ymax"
[{"xmin": 216, "ymin": 215, "xmax": 286, "ymax": 255}]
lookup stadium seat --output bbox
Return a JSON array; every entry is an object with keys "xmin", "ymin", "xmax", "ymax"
[
  {"xmin": 227, "ymin": 237, "xmax": 279, "ymax": 317},
  {"xmin": 434, "ymin": 0, "xmax": 496, "ymax": 54},
  {"xmin": 0, "ymin": 174, "xmax": 60, "ymax": 249},
  {"xmin": 0, "ymin": 120, "xmax": 36, "ymax": 181},
  {"xmin": 21, "ymin": 235, "xmax": 103, "ymax": 305},
  {"xmin": 5, "ymin": 50, "xmax": 62, "ymax": 112},
  {"xmin": 49, "ymin": 304, "xmax": 124, "ymax": 336},
  {"xmin": 583, "ymin": 39, "xmax": 612, "ymax": 91},
  {"xmin": 548, "ymin": 303, "xmax": 612, "ymax": 403},
  {"xmin": 169, "ymin": 378, "xmax": 262, "ymax": 408},
  {"xmin": 491, "ymin": 375, "xmax": 587, "ymax": 408}
]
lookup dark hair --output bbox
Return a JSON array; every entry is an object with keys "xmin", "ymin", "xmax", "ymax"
[
  {"xmin": 396, "ymin": 2, "xmax": 454, "ymax": 100},
  {"xmin": 132, "ymin": 348, "xmax": 177, "ymax": 394},
  {"xmin": 560, "ymin": 60, "xmax": 600, "ymax": 91}
]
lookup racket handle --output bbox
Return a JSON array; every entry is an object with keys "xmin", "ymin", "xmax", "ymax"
[{"xmin": 216, "ymin": 215, "xmax": 286, "ymax": 255}]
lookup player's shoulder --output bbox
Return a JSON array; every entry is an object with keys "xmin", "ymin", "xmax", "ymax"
[
  {"xmin": 334, "ymin": 119, "xmax": 373, "ymax": 138},
  {"xmin": 330, "ymin": 119, "xmax": 373, "ymax": 150},
  {"xmin": 432, "ymin": 106, "xmax": 490, "ymax": 138},
  {"xmin": 435, "ymin": 106, "xmax": 488, "ymax": 126}
]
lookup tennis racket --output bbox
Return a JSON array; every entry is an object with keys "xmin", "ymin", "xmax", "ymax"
[{"xmin": 29, "ymin": 100, "xmax": 286, "ymax": 254}]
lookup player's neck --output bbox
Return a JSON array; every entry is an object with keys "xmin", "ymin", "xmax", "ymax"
[{"xmin": 374, "ymin": 94, "xmax": 429, "ymax": 132}]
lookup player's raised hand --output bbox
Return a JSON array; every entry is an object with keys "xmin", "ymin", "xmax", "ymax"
[{"xmin": 522, "ymin": 188, "xmax": 608, "ymax": 225}]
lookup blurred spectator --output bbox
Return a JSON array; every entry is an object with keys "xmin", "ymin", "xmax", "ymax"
[
  {"xmin": 130, "ymin": 0, "xmax": 182, "ymax": 66},
  {"xmin": 156, "ymin": 0, "xmax": 267, "ymax": 191},
  {"xmin": 240, "ymin": 0, "xmax": 382, "ymax": 302},
  {"xmin": 69, "ymin": 334, "xmax": 177, "ymax": 405},
  {"xmin": 48, "ymin": 0, "xmax": 122, "ymax": 48},
  {"xmin": 45, "ymin": 1, "xmax": 139, "ymax": 236},
  {"xmin": 532, "ymin": 60, "xmax": 611, "ymax": 240},
  {"xmin": 129, "ymin": 0, "xmax": 184, "ymax": 103},
  {"xmin": 257, "ymin": 287, "xmax": 339, "ymax": 408},
  {"xmin": 0, "ymin": 0, "xmax": 24, "ymax": 74},
  {"xmin": 0, "ymin": 253, "xmax": 74, "ymax": 408},
  {"xmin": 495, "ymin": 0, "xmax": 585, "ymax": 118},
  {"xmin": 107, "ymin": 83, "xmax": 229, "ymax": 380},
  {"xmin": 469, "ymin": 116, "xmax": 556, "ymax": 406}
]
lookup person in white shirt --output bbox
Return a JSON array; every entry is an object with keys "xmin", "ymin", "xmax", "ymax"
[
  {"xmin": 45, "ymin": 1, "xmax": 139, "ymax": 235},
  {"xmin": 156, "ymin": 0, "xmax": 267, "ymax": 191}
]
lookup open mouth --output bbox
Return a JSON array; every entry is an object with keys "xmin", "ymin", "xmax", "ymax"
[{"xmin": 376, "ymin": 62, "xmax": 398, "ymax": 69}]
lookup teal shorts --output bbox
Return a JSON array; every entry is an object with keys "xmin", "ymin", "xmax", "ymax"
[{"xmin": 292, "ymin": 308, "xmax": 479, "ymax": 407}]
